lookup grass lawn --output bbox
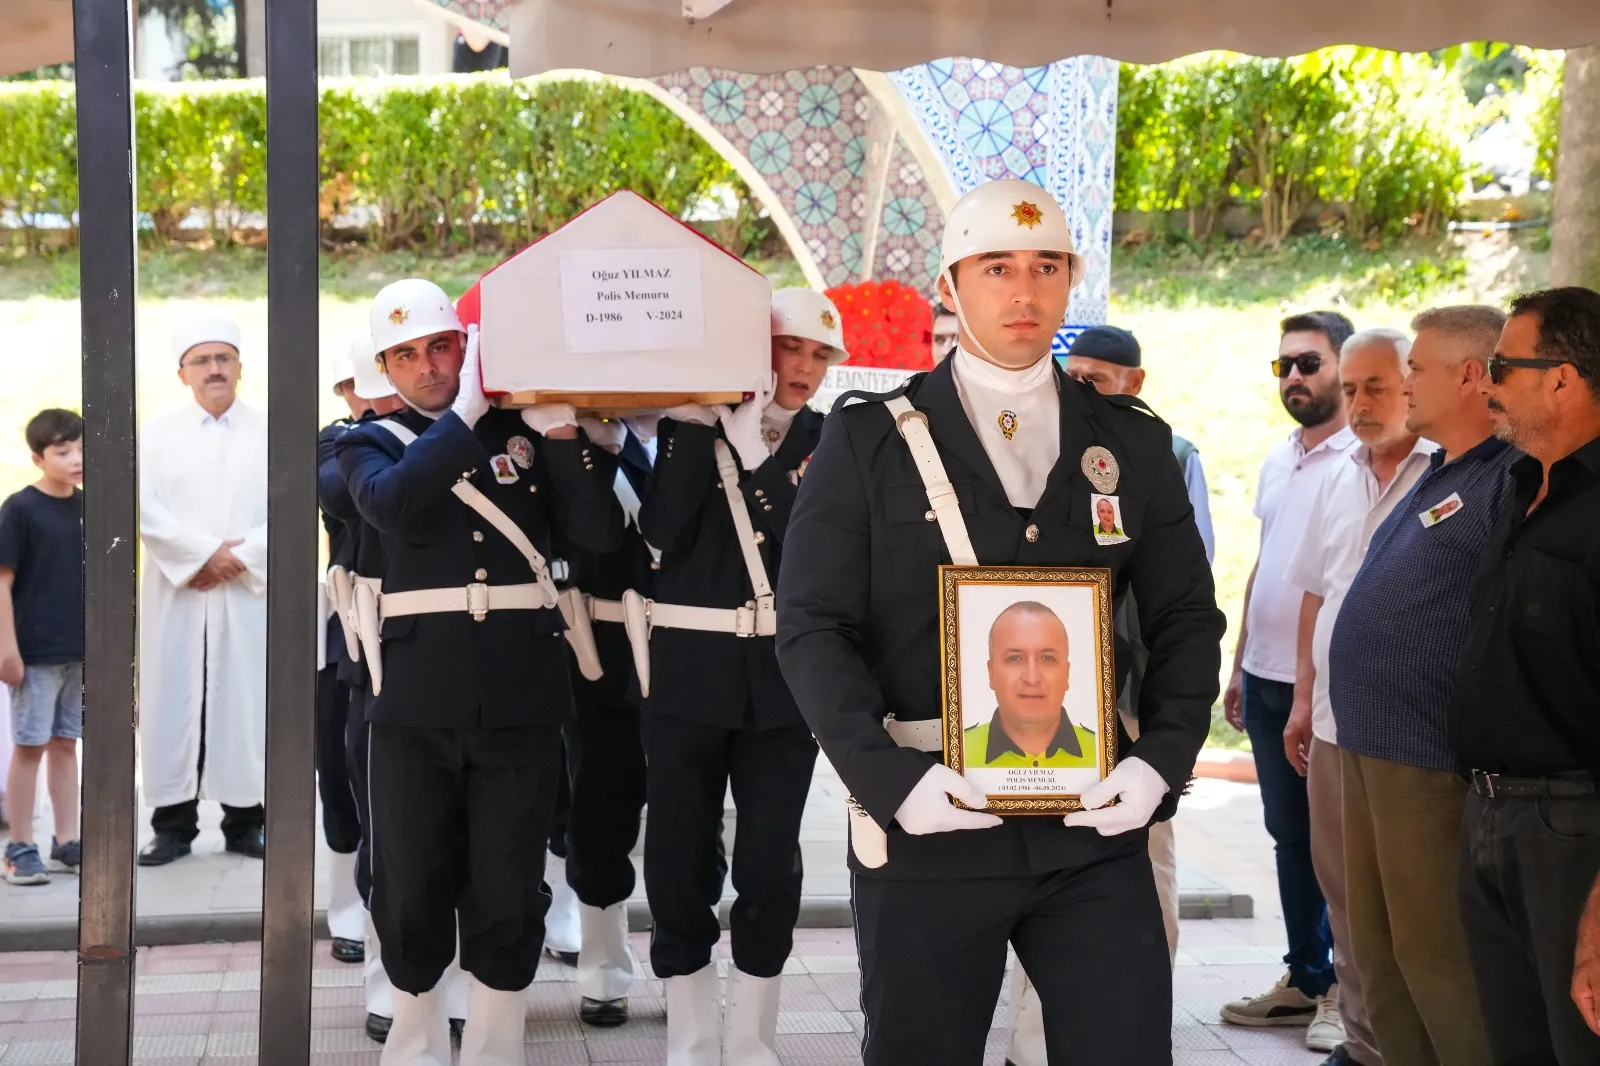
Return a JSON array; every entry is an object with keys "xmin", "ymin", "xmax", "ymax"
[{"xmin": 0, "ymin": 232, "xmax": 1547, "ymax": 749}]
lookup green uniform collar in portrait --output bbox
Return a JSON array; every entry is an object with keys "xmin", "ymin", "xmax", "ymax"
[{"xmin": 964, "ymin": 710, "xmax": 1098, "ymax": 769}]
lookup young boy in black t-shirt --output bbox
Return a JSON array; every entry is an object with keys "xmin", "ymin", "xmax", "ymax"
[{"xmin": 0, "ymin": 410, "xmax": 84, "ymax": 885}]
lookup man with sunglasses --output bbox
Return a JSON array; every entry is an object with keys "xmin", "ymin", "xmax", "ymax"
[
  {"xmin": 1451, "ymin": 287, "xmax": 1600, "ymax": 1064},
  {"xmin": 1220, "ymin": 311, "xmax": 1355, "ymax": 1033}
]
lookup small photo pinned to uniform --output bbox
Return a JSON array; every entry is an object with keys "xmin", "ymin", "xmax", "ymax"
[
  {"xmin": 939, "ymin": 566, "xmax": 1117, "ymax": 814},
  {"xmin": 1090, "ymin": 494, "xmax": 1130, "ymax": 546},
  {"xmin": 490, "ymin": 454, "xmax": 519, "ymax": 485}
]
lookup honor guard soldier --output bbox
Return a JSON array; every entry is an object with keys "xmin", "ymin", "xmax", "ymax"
[
  {"xmin": 336, "ymin": 279, "xmax": 623, "ymax": 1066},
  {"xmin": 318, "ymin": 349, "xmax": 370, "ymax": 965},
  {"xmin": 776, "ymin": 179, "xmax": 1225, "ymax": 1066},
  {"xmin": 319, "ymin": 331, "xmax": 471, "ymax": 1046},
  {"xmin": 636, "ymin": 287, "xmax": 847, "ymax": 1065},
  {"xmin": 545, "ymin": 418, "xmax": 657, "ymax": 1027}
]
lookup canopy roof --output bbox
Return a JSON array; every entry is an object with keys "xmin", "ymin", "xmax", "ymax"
[
  {"xmin": 496, "ymin": 0, "xmax": 1600, "ymax": 78},
  {"xmin": 9, "ymin": 0, "xmax": 1600, "ymax": 80}
]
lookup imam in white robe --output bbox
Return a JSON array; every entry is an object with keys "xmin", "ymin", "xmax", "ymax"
[{"xmin": 137, "ymin": 400, "xmax": 269, "ymax": 810}]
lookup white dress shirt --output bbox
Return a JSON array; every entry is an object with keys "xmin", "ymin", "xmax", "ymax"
[{"xmin": 951, "ymin": 346, "xmax": 1060, "ymax": 509}]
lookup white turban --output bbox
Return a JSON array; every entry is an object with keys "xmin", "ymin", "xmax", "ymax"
[{"xmin": 171, "ymin": 317, "xmax": 242, "ymax": 365}]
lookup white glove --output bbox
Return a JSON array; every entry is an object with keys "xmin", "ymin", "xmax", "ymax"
[
  {"xmin": 450, "ymin": 324, "xmax": 489, "ymax": 429},
  {"xmin": 1060, "ymin": 757, "xmax": 1169, "ymax": 836},
  {"xmin": 720, "ymin": 400, "xmax": 768, "ymax": 472},
  {"xmin": 622, "ymin": 413, "xmax": 661, "ymax": 442},
  {"xmin": 578, "ymin": 416, "xmax": 625, "ymax": 454},
  {"xmin": 893, "ymin": 764, "xmax": 1004, "ymax": 835},
  {"xmin": 662, "ymin": 403, "xmax": 720, "ymax": 427},
  {"xmin": 520, "ymin": 403, "xmax": 578, "ymax": 436}
]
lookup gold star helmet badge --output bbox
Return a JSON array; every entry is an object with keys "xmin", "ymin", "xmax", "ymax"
[
  {"xmin": 820, "ymin": 309, "xmax": 836, "ymax": 330},
  {"xmin": 388, "ymin": 306, "xmax": 408, "ymax": 325},
  {"xmin": 1011, "ymin": 201, "xmax": 1044, "ymax": 229}
]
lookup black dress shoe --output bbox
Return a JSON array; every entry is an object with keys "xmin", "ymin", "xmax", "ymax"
[
  {"xmin": 225, "ymin": 827, "xmax": 265, "ymax": 859},
  {"xmin": 137, "ymin": 834, "xmax": 192, "ymax": 867},
  {"xmin": 579, "ymin": 996, "xmax": 629, "ymax": 1027},
  {"xmin": 1321, "ymin": 1047, "xmax": 1355, "ymax": 1066},
  {"xmin": 365, "ymin": 1013, "xmax": 391, "ymax": 1043},
  {"xmin": 547, "ymin": 946, "xmax": 579, "ymax": 966},
  {"xmin": 330, "ymin": 938, "xmax": 364, "ymax": 964}
]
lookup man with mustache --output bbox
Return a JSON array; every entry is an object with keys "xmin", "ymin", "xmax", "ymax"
[
  {"xmin": 1282, "ymin": 327, "xmax": 1437, "ymax": 1064},
  {"xmin": 1220, "ymin": 312, "xmax": 1355, "ymax": 1033},
  {"xmin": 777, "ymin": 178, "xmax": 1222, "ymax": 1065},
  {"xmin": 635, "ymin": 287, "xmax": 843, "ymax": 1065},
  {"xmin": 1328, "ymin": 306, "xmax": 1512, "ymax": 1066},
  {"xmin": 336, "ymin": 279, "xmax": 623, "ymax": 1064},
  {"xmin": 1452, "ymin": 287, "xmax": 1600, "ymax": 1064},
  {"xmin": 137, "ymin": 317, "xmax": 269, "ymax": 867}
]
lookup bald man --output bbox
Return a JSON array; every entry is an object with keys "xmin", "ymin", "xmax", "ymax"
[{"xmin": 963, "ymin": 602, "xmax": 1097, "ymax": 769}]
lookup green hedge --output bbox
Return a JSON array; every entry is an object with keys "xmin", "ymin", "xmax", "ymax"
[
  {"xmin": 1114, "ymin": 53, "xmax": 1470, "ymax": 241},
  {"xmin": 0, "ymin": 75, "xmax": 738, "ymax": 252}
]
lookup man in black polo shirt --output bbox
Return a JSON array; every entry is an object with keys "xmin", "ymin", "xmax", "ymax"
[{"xmin": 1454, "ymin": 286, "xmax": 1600, "ymax": 1065}]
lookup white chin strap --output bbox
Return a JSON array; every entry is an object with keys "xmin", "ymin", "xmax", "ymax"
[{"xmin": 940, "ymin": 267, "xmax": 999, "ymax": 365}]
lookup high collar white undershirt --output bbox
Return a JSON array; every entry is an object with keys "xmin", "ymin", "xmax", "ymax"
[
  {"xmin": 951, "ymin": 346, "xmax": 1061, "ymax": 509},
  {"xmin": 761, "ymin": 400, "xmax": 800, "ymax": 454}
]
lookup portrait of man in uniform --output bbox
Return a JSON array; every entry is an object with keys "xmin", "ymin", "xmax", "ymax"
[
  {"xmin": 944, "ymin": 570, "xmax": 1115, "ymax": 810},
  {"xmin": 964, "ymin": 601, "xmax": 1097, "ymax": 770},
  {"xmin": 1090, "ymin": 494, "xmax": 1128, "ymax": 545}
]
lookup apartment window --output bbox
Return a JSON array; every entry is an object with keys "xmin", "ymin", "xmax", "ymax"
[{"xmin": 317, "ymin": 36, "xmax": 420, "ymax": 77}]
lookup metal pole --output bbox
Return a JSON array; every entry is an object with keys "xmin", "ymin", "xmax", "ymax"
[
  {"xmin": 259, "ymin": 0, "xmax": 319, "ymax": 1057},
  {"xmin": 71, "ymin": 0, "xmax": 140, "ymax": 1059}
]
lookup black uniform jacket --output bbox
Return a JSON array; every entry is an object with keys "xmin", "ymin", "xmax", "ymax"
[
  {"xmin": 552, "ymin": 431, "xmax": 658, "ymax": 709},
  {"xmin": 775, "ymin": 358, "xmax": 1224, "ymax": 879},
  {"xmin": 640, "ymin": 406, "xmax": 824, "ymax": 730},
  {"xmin": 336, "ymin": 406, "xmax": 623, "ymax": 730},
  {"xmin": 320, "ymin": 416, "xmax": 369, "ymax": 688}
]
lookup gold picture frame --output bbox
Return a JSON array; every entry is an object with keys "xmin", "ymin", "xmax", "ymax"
[{"xmin": 939, "ymin": 565, "xmax": 1118, "ymax": 814}]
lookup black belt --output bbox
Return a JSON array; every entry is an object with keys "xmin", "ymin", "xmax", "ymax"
[{"xmin": 1469, "ymin": 770, "xmax": 1598, "ymax": 799}]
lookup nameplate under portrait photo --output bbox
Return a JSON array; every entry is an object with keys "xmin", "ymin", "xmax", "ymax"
[{"xmin": 939, "ymin": 566, "xmax": 1117, "ymax": 814}]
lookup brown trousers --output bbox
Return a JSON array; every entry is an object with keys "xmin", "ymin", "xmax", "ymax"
[
  {"xmin": 1308, "ymin": 738, "xmax": 1381, "ymax": 1065},
  {"xmin": 1341, "ymin": 749, "xmax": 1491, "ymax": 1066}
]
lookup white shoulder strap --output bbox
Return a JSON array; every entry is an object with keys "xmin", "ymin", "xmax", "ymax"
[
  {"xmin": 373, "ymin": 417, "xmax": 558, "ymax": 600},
  {"xmin": 713, "ymin": 439, "xmax": 774, "ymax": 601},
  {"xmin": 612, "ymin": 469, "xmax": 663, "ymax": 566},
  {"xmin": 884, "ymin": 396, "xmax": 980, "ymax": 567},
  {"xmin": 374, "ymin": 419, "xmax": 419, "ymax": 446}
]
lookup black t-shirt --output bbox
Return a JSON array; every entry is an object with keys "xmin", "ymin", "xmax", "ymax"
[{"xmin": 0, "ymin": 486, "xmax": 84, "ymax": 664}]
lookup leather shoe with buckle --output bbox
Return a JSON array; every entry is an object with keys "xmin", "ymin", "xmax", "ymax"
[
  {"xmin": 137, "ymin": 834, "xmax": 191, "ymax": 867},
  {"xmin": 330, "ymin": 938, "xmax": 364, "ymax": 964},
  {"xmin": 579, "ymin": 996, "xmax": 629, "ymax": 1027},
  {"xmin": 364, "ymin": 1013, "xmax": 390, "ymax": 1043},
  {"xmin": 225, "ymin": 827, "xmax": 265, "ymax": 859}
]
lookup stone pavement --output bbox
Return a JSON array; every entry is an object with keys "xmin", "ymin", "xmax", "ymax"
[
  {"xmin": 0, "ymin": 761, "xmax": 1250, "ymax": 948},
  {"xmin": 0, "ymin": 774, "xmax": 1322, "ymax": 1063}
]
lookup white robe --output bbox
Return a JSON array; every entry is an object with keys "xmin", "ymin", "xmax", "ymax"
[{"xmin": 137, "ymin": 400, "xmax": 269, "ymax": 809}]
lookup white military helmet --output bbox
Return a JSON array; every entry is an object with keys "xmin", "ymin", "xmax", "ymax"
[
  {"xmin": 938, "ymin": 178, "xmax": 1083, "ymax": 287},
  {"xmin": 369, "ymin": 278, "xmax": 463, "ymax": 356},
  {"xmin": 348, "ymin": 329, "xmax": 396, "ymax": 401},
  {"xmin": 771, "ymin": 287, "xmax": 850, "ymax": 366}
]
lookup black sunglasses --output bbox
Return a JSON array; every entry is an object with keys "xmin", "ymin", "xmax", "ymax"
[
  {"xmin": 1487, "ymin": 355, "xmax": 1568, "ymax": 385},
  {"xmin": 1271, "ymin": 353, "xmax": 1323, "ymax": 379}
]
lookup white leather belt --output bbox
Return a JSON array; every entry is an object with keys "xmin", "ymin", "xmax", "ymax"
[
  {"xmin": 646, "ymin": 598, "xmax": 776, "ymax": 638},
  {"xmin": 378, "ymin": 582, "xmax": 555, "ymax": 622},
  {"xmin": 589, "ymin": 597, "xmax": 626, "ymax": 624},
  {"xmin": 885, "ymin": 718, "xmax": 942, "ymax": 752},
  {"xmin": 848, "ymin": 717, "xmax": 945, "ymax": 870}
]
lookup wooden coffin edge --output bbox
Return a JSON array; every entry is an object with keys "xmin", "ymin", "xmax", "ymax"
[{"xmin": 492, "ymin": 390, "xmax": 747, "ymax": 417}]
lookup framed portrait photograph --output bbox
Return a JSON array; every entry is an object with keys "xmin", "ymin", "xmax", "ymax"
[{"xmin": 939, "ymin": 566, "xmax": 1117, "ymax": 814}]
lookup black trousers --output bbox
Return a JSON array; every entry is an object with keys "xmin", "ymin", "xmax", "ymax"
[
  {"xmin": 643, "ymin": 714, "xmax": 817, "ymax": 979},
  {"xmin": 853, "ymin": 838, "xmax": 1170, "ymax": 1066},
  {"xmin": 346, "ymin": 684, "xmax": 374, "ymax": 904},
  {"xmin": 1459, "ymin": 789, "xmax": 1600, "ymax": 1065},
  {"xmin": 562, "ymin": 681, "xmax": 646, "ymax": 908},
  {"xmin": 549, "ymin": 739, "xmax": 572, "ymax": 861},
  {"xmin": 367, "ymin": 721, "xmax": 563, "ymax": 994},
  {"xmin": 150, "ymin": 642, "xmax": 262, "ymax": 843},
  {"xmin": 316, "ymin": 663, "xmax": 361, "ymax": 855}
]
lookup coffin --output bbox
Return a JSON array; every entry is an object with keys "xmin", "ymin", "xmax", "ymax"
[{"xmin": 464, "ymin": 190, "xmax": 772, "ymax": 413}]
